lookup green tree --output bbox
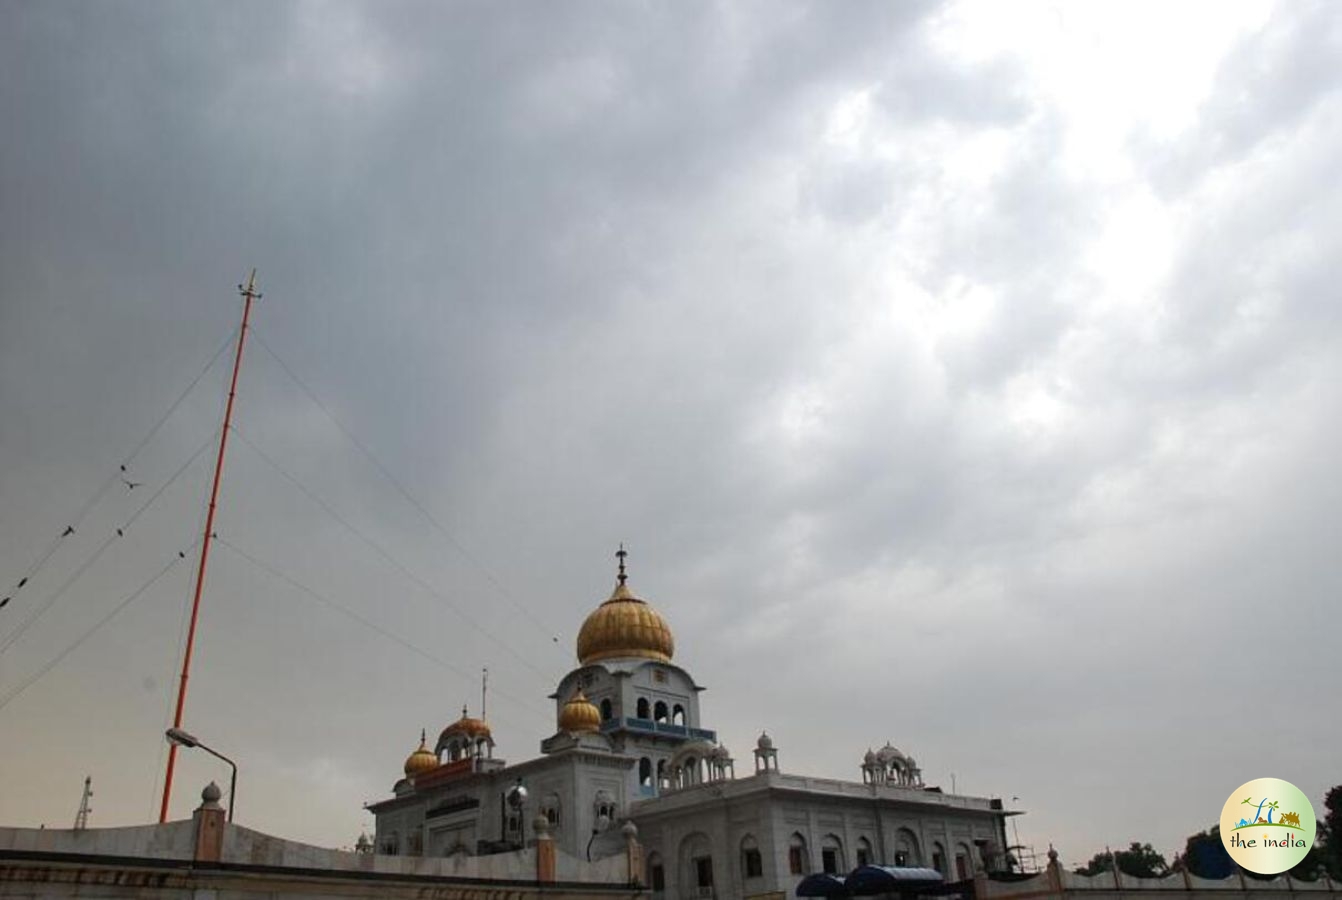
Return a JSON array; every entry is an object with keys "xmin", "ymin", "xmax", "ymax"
[
  {"xmin": 1176, "ymin": 825, "xmax": 1234, "ymax": 879},
  {"xmin": 1289, "ymin": 844, "xmax": 1325, "ymax": 881},
  {"xmin": 1075, "ymin": 843, "xmax": 1169, "ymax": 879},
  {"xmin": 1322, "ymin": 785, "xmax": 1342, "ymax": 880}
]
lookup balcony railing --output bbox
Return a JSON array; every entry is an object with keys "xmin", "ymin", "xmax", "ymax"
[{"xmin": 601, "ymin": 717, "xmax": 716, "ymax": 742}]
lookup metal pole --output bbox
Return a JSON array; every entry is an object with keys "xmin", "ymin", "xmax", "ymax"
[
  {"xmin": 158, "ymin": 271, "xmax": 259, "ymax": 823},
  {"xmin": 198, "ymin": 744, "xmax": 238, "ymax": 823}
]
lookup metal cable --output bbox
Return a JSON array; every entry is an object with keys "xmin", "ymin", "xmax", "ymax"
[
  {"xmin": 1, "ymin": 327, "xmax": 236, "ymax": 611},
  {"xmin": 0, "ymin": 430, "xmax": 218, "ymax": 655},
  {"xmin": 250, "ymin": 331, "xmax": 566, "ymax": 647},
  {"xmin": 230, "ymin": 425, "xmax": 554, "ymax": 682},
  {"xmin": 212, "ymin": 536, "xmax": 550, "ymax": 725},
  {"xmin": 0, "ymin": 545, "xmax": 194, "ymax": 713}
]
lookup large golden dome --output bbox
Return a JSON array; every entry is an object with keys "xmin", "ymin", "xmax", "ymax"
[{"xmin": 576, "ymin": 550, "xmax": 674, "ymax": 665}]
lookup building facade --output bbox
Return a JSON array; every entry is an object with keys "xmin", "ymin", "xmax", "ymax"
[{"xmin": 369, "ymin": 552, "xmax": 1013, "ymax": 899}]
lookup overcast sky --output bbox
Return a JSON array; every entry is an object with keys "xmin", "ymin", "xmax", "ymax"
[{"xmin": 2, "ymin": 0, "xmax": 1339, "ymax": 868}]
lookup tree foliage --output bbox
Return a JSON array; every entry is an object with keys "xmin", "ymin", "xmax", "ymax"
[
  {"xmin": 1075, "ymin": 786, "xmax": 1342, "ymax": 885},
  {"xmin": 1075, "ymin": 842, "xmax": 1169, "ymax": 879},
  {"xmin": 1175, "ymin": 825, "xmax": 1234, "ymax": 879},
  {"xmin": 1323, "ymin": 785, "xmax": 1342, "ymax": 880},
  {"xmin": 1170, "ymin": 784, "xmax": 1342, "ymax": 883}
]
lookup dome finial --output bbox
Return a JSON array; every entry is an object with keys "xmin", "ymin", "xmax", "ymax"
[{"xmin": 616, "ymin": 543, "xmax": 628, "ymax": 585}]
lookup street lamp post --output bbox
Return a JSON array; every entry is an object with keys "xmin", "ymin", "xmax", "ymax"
[
  {"xmin": 501, "ymin": 780, "xmax": 528, "ymax": 849},
  {"xmin": 165, "ymin": 728, "xmax": 237, "ymax": 823},
  {"xmin": 587, "ymin": 813, "xmax": 611, "ymax": 862},
  {"xmin": 1010, "ymin": 796, "xmax": 1024, "ymax": 872}
]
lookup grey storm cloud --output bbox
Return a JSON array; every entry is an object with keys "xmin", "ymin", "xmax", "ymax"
[{"xmin": 1, "ymin": 0, "xmax": 1338, "ymax": 869}]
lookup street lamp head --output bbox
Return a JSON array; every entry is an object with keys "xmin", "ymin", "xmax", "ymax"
[{"xmin": 165, "ymin": 727, "xmax": 200, "ymax": 749}]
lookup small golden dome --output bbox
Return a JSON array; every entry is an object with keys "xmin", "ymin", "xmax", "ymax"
[
  {"xmin": 439, "ymin": 705, "xmax": 492, "ymax": 743},
  {"xmin": 558, "ymin": 689, "xmax": 602, "ymax": 734},
  {"xmin": 404, "ymin": 730, "xmax": 439, "ymax": 777}
]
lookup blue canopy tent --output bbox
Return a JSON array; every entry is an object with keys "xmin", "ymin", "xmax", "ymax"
[
  {"xmin": 796, "ymin": 873, "xmax": 849, "ymax": 897},
  {"xmin": 846, "ymin": 865, "xmax": 945, "ymax": 895},
  {"xmin": 799, "ymin": 865, "xmax": 951, "ymax": 898}
]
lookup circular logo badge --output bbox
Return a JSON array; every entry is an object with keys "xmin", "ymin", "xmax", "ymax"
[{"xmin": 1220, "ymin": 778, "xmax": 1316, "ymax": 874}]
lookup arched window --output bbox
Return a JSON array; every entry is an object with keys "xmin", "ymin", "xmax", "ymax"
[
  {"xmin": 956, "ymin": 843, "xmax": 973, "ymax": 880},
  {"xmin": 932, "ymin": 842, "xmax": 947, "ymax": 876},
  {"xmin": 788, "ymin": 833, "xmax": 809, "ymax": 875},
  {"xmin": 647, "ymin": 851, "xmax": 665, "ymax": 893},
  {"xmin": 600, "ymin": 698, "xmax": 613, "ymax": 720},
  {"xmin": 679, "ymin": 833, "xmax": 714, "ymax": 894},
  {"xmin": 542, "ymin": 792, "xmax": 562, "ymax": 828},
  {"xmin": 639, "ymin": 757, "xmax": 653, "ymax": 787},
  {"xmin": 741, "ymin": 834, "xmax": 763, "ymax": 879},
  {"xmin": 856, "ymin": 837, "xmax": 873, "ymax": 868},
  {"xmin": 654, "ymin": 700, "xmax": 668, "ymax": 723},
  {"xmin": 637, "ymin": 697, "xmax": 651, "ymax": 719},
  {"xmin": 895, "ymin": 828, "xmax": 921, "ymax": 867},
  {"xmin": 672, "ymin": 704, "xmax": 685, "ymax": 725},
  {"xmin": 594, "ymin": 790, "xmax": 616, "ymax": 822},
  {"xmin": 821, "ymin": 834, "xmax": 844, "ymax": 874},
  {"xmin": 381, "ymin": 832, "xmax": 400, "ymax": 856}
]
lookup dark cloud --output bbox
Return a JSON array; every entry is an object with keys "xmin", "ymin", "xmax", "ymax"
[{"xmin": 1, "ymin": 0, "xmax": 1338, "ymax": 869}]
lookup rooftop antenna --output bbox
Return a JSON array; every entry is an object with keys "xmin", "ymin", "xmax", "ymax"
[
  {"xmin": 481, "ymin": 667, "xmax": 488, "ymax": 720},
  {"xmin": 158, "ymin": 270, "xmax": 261, "ymax": 823},
  {"xmin": 74, "ymin": 775, "xmax": 92, "ymax": 831}
]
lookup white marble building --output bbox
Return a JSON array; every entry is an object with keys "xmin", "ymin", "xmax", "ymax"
[{"xmin": 369, "ymin": 551, "xmax": 1014, "ymax": 899}]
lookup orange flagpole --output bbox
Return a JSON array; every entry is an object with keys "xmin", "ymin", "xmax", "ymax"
[{"xmin": 158, "ymin": 270, "xmax": 259, "ymax": 822}]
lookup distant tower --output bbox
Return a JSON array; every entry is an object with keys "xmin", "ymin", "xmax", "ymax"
[
  {"xmin": 74, "ymin": 776, "xmax": 93, "ymax": 831},
  {"xmin": 754, "ymin": 732, "xmax": 779, "ymax": 774}
]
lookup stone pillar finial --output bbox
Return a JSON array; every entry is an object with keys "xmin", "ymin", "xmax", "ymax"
[
  {"xmin": 1046, "ymin": 844, "xmax": 1062, "ymax": 892},
  {"xmin": 624, "ymin": 821, "xmax": 644, "ymax": 888},
  {"xmin": 193, "ymin": 782, "xmax": 226, "ymax": 863},
  {"xmin": 534, "ymin": 814, "xmax": 555, "ymax": 883}
]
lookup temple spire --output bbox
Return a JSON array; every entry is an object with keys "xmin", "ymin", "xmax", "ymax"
[{"xmin": 616, "ymin": 543, "xmax": 628, "ymax": 585}]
